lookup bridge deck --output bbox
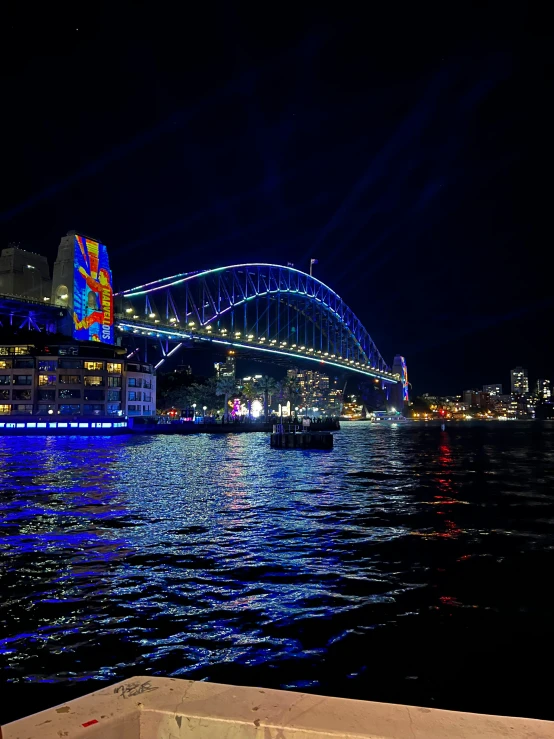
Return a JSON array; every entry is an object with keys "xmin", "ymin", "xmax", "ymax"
[{"xmin": 116, "ymin": 316, "xmax": 400, "ymax": 382}]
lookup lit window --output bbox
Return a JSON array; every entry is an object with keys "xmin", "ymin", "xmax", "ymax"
[
  {"xmin": 84, "ymin": 376, "xmax": 104, "ymax": 386},
  {"xmin": 39, "ymin": 375, "xmax": 57, "ymax": 386},
  {"xmin": 84, "ymin": 361, "xmax": 105, "ymax": 371},
  {"xmin": 107, "ymin": 363, "xmax": 122, "ymax": 374}
]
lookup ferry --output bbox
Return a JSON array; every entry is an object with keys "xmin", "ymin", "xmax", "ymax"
[{"xmin": 370, "ymin": 411, "xmax": 411, "ymax": 425}]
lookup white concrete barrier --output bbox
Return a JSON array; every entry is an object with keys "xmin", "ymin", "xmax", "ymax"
[{"xmin": 3, "ymin": 676, "xmax": 553, "ymax": 738}]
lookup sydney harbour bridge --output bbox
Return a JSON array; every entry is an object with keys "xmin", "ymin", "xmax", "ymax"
[
  {"xmin": 0, "ymin": 242, "xmax": 407, "ymax": 399},
  {"xmin": 116, "ymin": 263, "xmax": 399, "ymax": 383}
]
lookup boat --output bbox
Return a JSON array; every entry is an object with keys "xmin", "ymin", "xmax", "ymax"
[{"xmin": 370, "ymin": 411, "xmax": 411, "ymax": 425}]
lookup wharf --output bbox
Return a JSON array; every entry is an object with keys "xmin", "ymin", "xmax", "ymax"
[
  {"xmin": 270, "ymin": 422, "xmax": 334, "ymax": 449},
  {"xmin": 3, "ymin": 676, "xmax": 552, "ymax": 739}
]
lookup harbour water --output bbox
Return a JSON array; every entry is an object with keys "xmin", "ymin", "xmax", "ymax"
[{"xmin": 1, "ymin": 422, "xmax": 554, "ymax": 722}]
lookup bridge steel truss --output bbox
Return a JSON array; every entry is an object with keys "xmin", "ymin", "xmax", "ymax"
[
  {"xmin": 116, "ymin": 264, "xmax": 399, "ymax": 384},
  {"xmin": 0, "ymin": 293, "xmax": 62, "ymax": 333}
]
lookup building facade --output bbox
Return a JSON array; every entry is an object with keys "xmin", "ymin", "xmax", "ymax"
[
  {"xmin": 214, "ymin": 351, "xmax": 236, "ymax": 379},
  {"xmin": 0, "ymin": 342, "xmax": 155, "ymax": 418},
  {"xmin": 483, "ymin": 383, "xmax": 502, "ymax": 396},
  {"xmin": 510, "ymin": 366, "xmax": 529, "ymax": 395},
  {"xmin": 287, "ymin": 368, "xmax": 343, "ymax": 415},
  {"xmin": 463, "ymin": 390, "xmax": 491, "ymax": 409},
  {"xmin": 535, "ymin": 379, "xmax": 551, "ymax": 400}
]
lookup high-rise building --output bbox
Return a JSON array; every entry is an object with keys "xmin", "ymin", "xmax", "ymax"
[
  {"xmin": 463, "ymin": 390, "xmax": 478, "ymax": 407},
  {"xmin": 463, "ymin": 390, "xmax": 491, "ymax": 409},
  {"xmin": 536, "ymin": 379, "xmax": 551, "ymax": 400},
  {"xmin": 483, "ymin": 383, "xmax": 502, "ymax": 396},
  {"xmin": 214, "ymin": 351, "xmax": 236, "ymax": 379},
  {"xmin": 497, "ymin": 394, "xmax": 518, "ymax": 418},
  {"xmin": 510, "ymin": 366, "xmax": 529, "ymax": 395},
  {"xmin": 286, "ymin": 367, "xmax": 341, "ymax": 415}
]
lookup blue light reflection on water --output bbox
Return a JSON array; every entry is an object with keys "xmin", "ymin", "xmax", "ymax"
[{"xmin": 2, "ymin": 423, "xmax": 554, "ymax": 720}]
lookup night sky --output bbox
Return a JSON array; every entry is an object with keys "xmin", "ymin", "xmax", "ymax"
[{"xmin": 1, "ymin": 5, "xmax": 552, "ymax": 395}]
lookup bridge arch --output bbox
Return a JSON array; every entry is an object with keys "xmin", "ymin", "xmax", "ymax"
[{"xmin": 116, "ymin": 263, "xmax": 397, "ymax": 382}]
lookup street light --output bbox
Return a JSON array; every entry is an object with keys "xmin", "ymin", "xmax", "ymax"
[
  {"xmin": 192, "ymin": 403, "xmax": 196, "ymax": 421},
  {"xmin": 203, "ymin": 405, "xmax": 207, "ymax": 416}
]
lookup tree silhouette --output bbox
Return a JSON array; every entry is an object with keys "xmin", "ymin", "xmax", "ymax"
[
  {"xmin": 241, "ymin": 381, "xmax": 259, "ymax": 419},
  {"xmin": 216, "ymin": 376, "xmax": 237, "ymax": 422},
  {"xmin": 258, "ymin": 375, "xmax": 278, "ymax": 422},
  {"xmin": 277, "ymin": 377, "xmax": 301, "ymax": 418}
]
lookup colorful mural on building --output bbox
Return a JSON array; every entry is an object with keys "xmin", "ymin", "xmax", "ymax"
[
  {"xmin": 72, "ymin": 235, "xmax": 114, "ymax": 344},
  {"xmin": 400, "ymin": 356, "xmax": 409, "ymax": 402}
]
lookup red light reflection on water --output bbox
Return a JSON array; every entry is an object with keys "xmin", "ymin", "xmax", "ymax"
[
  {"xmin": 414, "ymin": 432, "xmax": 465, "ymax": 540},
  {"xmin": 433, "ymin": 434, "xmax": 463, "ymax": 538}
]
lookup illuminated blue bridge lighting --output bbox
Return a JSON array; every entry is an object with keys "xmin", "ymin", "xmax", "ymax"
[{"xmin": 115, "ymin": 263, "xmax": 402, "ymax": 385}]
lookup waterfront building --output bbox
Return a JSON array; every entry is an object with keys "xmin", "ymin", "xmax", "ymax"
[
  {"xmin": 510, "ymin": 366, "xmax": 529, "ymax": 395},
  {"xmin": 326, "ymin": 382, "xmax": 343, "ymax": 415},
  {"xmin": 463, "ymin": 390, "xmax": 491, "ymax": 409},
  {"xmin": 535, "ymin": 379, "xmax": 551, "ymax": 400},
  {"xmin": 462, "ymin": 390, "xmax": 478, "ymax": 407},
  {"xmin": 0, "ymin": 341, "xmax": 155, "ymax": 418},
  {"xmin": 286, "ymin": 368, "xmax": 342, "ymax": 415},
  {"xmin": 483, "ymin": 383, "xmax": 502, "ymax": 396},
  {"xmin": 496, "ymin": 394, "xmax": 518, "ymax": 419}
]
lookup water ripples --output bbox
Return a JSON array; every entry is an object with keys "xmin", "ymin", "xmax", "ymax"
[{"xmin": 1, "ymin": 422, "xmax": 554, "ymax": 720}]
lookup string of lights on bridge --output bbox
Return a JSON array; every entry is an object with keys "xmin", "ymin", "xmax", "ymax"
[
  {"xmin": 116, "ymin": 313, "xmax": 399, "ymax": 381},
  {"xmin": 115, "ymin": 263, "xmax": 401, "ymax": 384}
]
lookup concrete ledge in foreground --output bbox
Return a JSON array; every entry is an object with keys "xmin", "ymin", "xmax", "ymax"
[{"xmin": 2, "ymin": 676, "xmax": 553, "ymax": 738}]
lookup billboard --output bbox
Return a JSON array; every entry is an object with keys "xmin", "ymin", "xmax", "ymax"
[{"xmin": 72, "ymin": 235, "xmax": 114, "ymax": 344}]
